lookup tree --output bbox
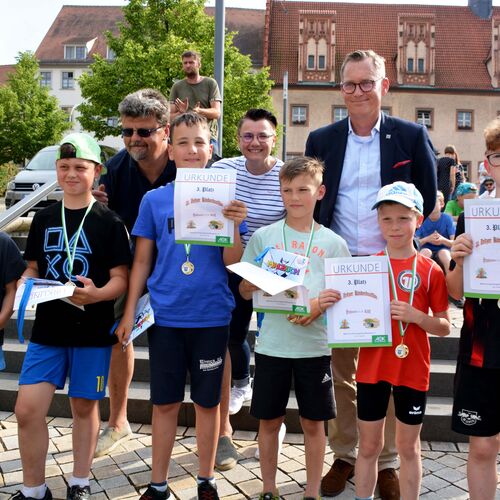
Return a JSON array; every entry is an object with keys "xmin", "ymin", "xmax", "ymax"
[
  {"xmin": 0, "ymin": 52, "xmax": 68, "ymax": 165},
  {"xmin": 78, "ymin": 0, "xmax": 273, "ymax": 157}
]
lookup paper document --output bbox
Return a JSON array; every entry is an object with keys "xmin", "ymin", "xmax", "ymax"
[{"xmin": 14, "ymin": 279, "xmax": 76, "ymax": 311}]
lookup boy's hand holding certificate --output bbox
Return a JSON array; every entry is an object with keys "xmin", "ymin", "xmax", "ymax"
[
  {"xmin": 14, "ymin": 278, "xmax": 76, "ymax": 311},
  {"xmin": 174, "ymin": 168, "xmax": 237, "ymax": 247},
  {"xmin": 324, "ymin": 256, "xmax": 392, "ymax": 348},
  {"xmin": 463, "ymin": 198, "xmax": 500, "ymax": 299}
]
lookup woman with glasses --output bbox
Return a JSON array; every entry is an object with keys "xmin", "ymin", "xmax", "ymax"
[{"xmin": 211, "ymin": 109, "xmax": 286, "ymax": 470}]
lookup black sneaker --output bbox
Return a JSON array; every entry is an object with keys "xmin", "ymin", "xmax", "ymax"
[
  {"xmin": 11, "ymin": 489, "xmax": 52, "ymax": 500},
  {"xmin": 198, "ymin": 480, "xmax": 219, "ymax": 500},
  {"xmin": 259, "ymin": 494, "xmax": 279, "ymax": 500},
  {"xmin": 66, "ymin": 486, "xmax": 90, "ymax": 500},
  {"xmin": 139, "ymin": 485, "xmax": 171, "ymax": 500}
]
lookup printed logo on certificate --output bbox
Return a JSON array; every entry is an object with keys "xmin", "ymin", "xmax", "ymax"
[
  {"xmin": 325, "ymin": 256, "xmax": 391, "ymax": 348},
  {"xmin": 174, "ymin": 168, "xmax": 237, "ymax": 247},
  {"xmin": 463, "ymin": 199, "xmax": 500, "ymax": 299},
  {"xmin": 253, "ymin": 248, "xmax": 310, "ymax": 315}
]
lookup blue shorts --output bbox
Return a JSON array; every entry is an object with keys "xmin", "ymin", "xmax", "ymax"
[
  {"xmin": 19, "ymin": 342, "xmax": 112, "ymax": 400},
  {"xmin": 148, "ymin": 325, "xmax": 229, "ymax": 408}
]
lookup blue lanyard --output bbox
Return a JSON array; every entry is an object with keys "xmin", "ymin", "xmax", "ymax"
[{"xmin": 16, "ymin": 278, "xmax": 34, "ymax": 343}]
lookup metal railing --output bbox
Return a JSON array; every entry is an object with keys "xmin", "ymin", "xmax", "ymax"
[{"xmin": 0, "ymin": 180, "xmax": 58, "ymax": 231}]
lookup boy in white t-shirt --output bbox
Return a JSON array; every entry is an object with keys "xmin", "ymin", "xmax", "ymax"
[{"xmin": 239, "ymin": 156, "xmax": 350, "ymax": 500}]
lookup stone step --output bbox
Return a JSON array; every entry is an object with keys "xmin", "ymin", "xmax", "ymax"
[
  {"xmin": 0, "ymin": 371, "xmax": 465, "ymax": 443},
  {"xmin": 1, "ymin": 339, "xmax": 457, "ymax": 398}
]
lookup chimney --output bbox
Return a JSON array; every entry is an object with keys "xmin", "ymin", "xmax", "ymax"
[{"xmin": 468, "ymin": 0, "xmax": 492, "ymax": 19}]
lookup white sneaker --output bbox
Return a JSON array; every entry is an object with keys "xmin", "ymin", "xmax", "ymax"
[
  {"xmin": 228, "ymin": 381, "xmax": 252, "ymax": 415},
  {"xmin": 255, "ymin": 422, "xmax": 286, "ymax": 459},
  {"xmin": 94, "ymin": 422, "xmax": 132, "ymax": 457}
]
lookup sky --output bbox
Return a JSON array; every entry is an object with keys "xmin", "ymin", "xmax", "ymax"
[{"xmin": 2, "ymin": 0, "xmax": 500, "ymax": 65}]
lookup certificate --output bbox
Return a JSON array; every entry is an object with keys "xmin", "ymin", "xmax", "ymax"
[
  {"xmin": 325, "ymin": 256, "xmax": 391, "ymax": 348},
  {"xmin": 174, "ymin": 168, "xmax": 237, "ymax": 247},
  {"xmin": 14, "ymin": 278, "xmax": 76, "ymax": 311},
  {"xmin": 463, "ymin": 198, "xmax": 500, "ymax": 298},
  {"xmin": 253, "ymin": 248, "xmax": 310, "ymax": 315}
]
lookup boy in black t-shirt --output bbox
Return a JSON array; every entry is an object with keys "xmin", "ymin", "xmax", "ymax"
[
  {"xmin": 447, "ymin": 118, "xmax": 500, "ymax": 500},
  {"xmin": 12, "ymin": 134, "xmax": 131, "ymax": 500},
  {"xmin": 0, "ymin": 232, "xmax": 26, "ymax": 370}
]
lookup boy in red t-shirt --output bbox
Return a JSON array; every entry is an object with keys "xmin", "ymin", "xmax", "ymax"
[{"xmin": 319, "ymin": 182, "xmax": 451, "ymax": 500}]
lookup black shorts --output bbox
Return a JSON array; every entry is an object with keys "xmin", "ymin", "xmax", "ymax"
[
  {"xmin": 357, "ymin": 381, "xmax": 427, "ymax": 425},
  {"xmin": 148, "ymin": 325, "xmax": 229, "ymax": 408},
  {"xmin": 250, "ymin": 353, "xmax": 335, "ymax": 421},
  {"xmin": 452, "ymin": 362, "xmax": 500, "ymax": 437}
]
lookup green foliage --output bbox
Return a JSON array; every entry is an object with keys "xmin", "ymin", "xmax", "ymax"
[
  {"xmin": 78, "ymin": 0, "xmax": 273, "ymax": 157},
  {"xmin": 0, "ymin": 162, "xmax": 18, "ymax": 197},
  {"xmin": 0, "ymin": 52, "xmax": 69, "ymax": 165}
]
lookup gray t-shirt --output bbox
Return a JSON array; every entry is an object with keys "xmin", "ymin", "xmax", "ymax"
[{"xmin": 170, "ymin": 77, "xmax": 221, "ymax": 139}]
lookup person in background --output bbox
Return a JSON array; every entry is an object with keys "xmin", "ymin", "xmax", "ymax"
[
  {"xmin": 479, "ymin": 177, "xmax": 496, "ymax": 199},
  {"xmin": 444, "ymin": 182, "xmax": 477, "ymax": 223},
  {"xmin": 437, "ymin": 145, "xmax": 459, "ymax": 204}
]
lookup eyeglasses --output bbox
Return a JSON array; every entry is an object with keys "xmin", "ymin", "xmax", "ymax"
[
  {"xmin": 121, "ymin": 126, "xmax": 163, "ymax": 138},
  {"xmin": 239, "ymin": 133, "xmax": 275, "ymax": 143},
  {"xmin": 486, "ymin": 152, "xmax": 500, "ymax": 167},
  {"xmin": 340, "ymin": 78, "xmax": 382, "ymax": 94}
]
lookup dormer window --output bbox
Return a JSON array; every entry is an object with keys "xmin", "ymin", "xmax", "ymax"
[
  {"xmin": 407, "ymin": 58, "xmax": 414, "ymax": 72},
  {"xmin": 417, "ymin": 58, "xmax": 425, "ymax": 73},
  {"xmin": 107, "ymin": 47, "xmax": 117, "ymax": 60},
  {"xmin": 65, "ymin": 45, "xmax": 87, "ymax": 60}
]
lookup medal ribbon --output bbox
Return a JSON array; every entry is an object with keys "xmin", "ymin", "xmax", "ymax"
[
  {"xmin": 184, "ymin": 244, "xmax": 191, "ymax": 262},
  {"xmin": 385, "ymin": 249, "xmax": 417, "ymax": 341},
  {"xmin": 61, "ymin": 199, "xmax": 95, "ymax": 280},
  {"xmin": 281, "ymin": 219, "xmax": 315, "ymax": 258},
  {"xmin": 16, "ymin": 278, "xmax": 35, "ymax": 343}
]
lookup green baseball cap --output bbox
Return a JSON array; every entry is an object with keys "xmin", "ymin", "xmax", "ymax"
[{"xmin": 57, "ymin": 133, "xmax": 106, "ymax": 172}]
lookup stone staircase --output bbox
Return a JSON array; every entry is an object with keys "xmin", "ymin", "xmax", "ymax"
[{"xmin": 0, "ymin": 306, "xmax": 466, "ymax": 442}]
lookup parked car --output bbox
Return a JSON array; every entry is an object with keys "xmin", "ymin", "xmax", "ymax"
[{"xmin": 5, "ymin": 144, "xmax": 117, "ymax": 212}]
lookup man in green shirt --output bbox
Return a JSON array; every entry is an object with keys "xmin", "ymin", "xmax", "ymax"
[{"xmin": 170, "ymin": 50, "xmax": 222, "ymax": 150}]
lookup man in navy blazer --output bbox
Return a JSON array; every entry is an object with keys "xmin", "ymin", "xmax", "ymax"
[{"xmin": 305, "ymin": 50, "xmax": 436, "ymax": 500}]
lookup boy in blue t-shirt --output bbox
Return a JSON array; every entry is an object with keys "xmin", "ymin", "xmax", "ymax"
[
  {"xmin": 116, "ymin": 113, "xmax": 247, "ymax": 500},
  {"xmin": 416, "ymin": 191, "xmax": 454, "ymax": 273}
]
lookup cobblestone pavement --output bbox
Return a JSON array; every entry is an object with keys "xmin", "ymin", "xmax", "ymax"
[{"xmin": 0, "ymin": 412, "xmax": 499, "ymax": 500}]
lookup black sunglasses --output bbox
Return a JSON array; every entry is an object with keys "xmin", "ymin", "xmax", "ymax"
[{"xmin": 121, "ymin": 126, "xmax": 163, "ymax": 138}]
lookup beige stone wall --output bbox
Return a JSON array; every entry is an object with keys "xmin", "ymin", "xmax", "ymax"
[{"xmin": 272, "ymin": 88, "xmax": 500, "ymax": 183}]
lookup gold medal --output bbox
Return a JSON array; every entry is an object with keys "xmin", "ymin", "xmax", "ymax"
[
  {"xmin": 395, "ymin": 343, "xmax": 409, "ymax": 359},
  {"xmin": 181, "ymin": 261, "xmax": 195, "ymax": 275},
  {"xmin": 497, "ymin": 298, "xmax": 500, "ymax": 309}
]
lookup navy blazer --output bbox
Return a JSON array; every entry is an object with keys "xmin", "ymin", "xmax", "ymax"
[{"xmin": 305, "ymin": 114, "xmax": 437, "ymax": 228}]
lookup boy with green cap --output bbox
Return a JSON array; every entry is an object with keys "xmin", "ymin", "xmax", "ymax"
[{"xmin": 12, "ymin": 133, "xmax": 131, "ymax": 500}]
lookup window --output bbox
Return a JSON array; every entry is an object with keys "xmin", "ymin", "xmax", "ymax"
[
  {"xmin": 40, "ymin": 71, "xmax": 51, "ymax": 88},
  {"xmin": 407, "ymin": 58, "xmax": 414, "ymax": 72},
  {"xmin": 307, "ymin": 55, "xmax": 315, "ymax": 70},
  {"xmin": 461, "ymin": 161, "xmax": 471, "ymax": 180},
  {"xmin": 107, "ymin": 47, "xmax": 116, "ymax": 60},
  {"xmin": 60, "ymin": 106, "xmax": 73, "ymax": 122},
  {"xmin": 332, "ymin": 106, "xmax": 348, "ymax": 122},
  {"xmin": 457, "ymin": 110, "xmax": 473, "ymax": 131},
  {"xmin": 318, "ymin": 55, "xmax": 326, "ymax": 70},
  {"xmin": 416, "ymin": 109, "xmax": 433, "ymax": 129},
  {"xmin": 107, "ymin": 117, "xmax": 119, "ymax": 127},
  {"xmin": 381, "ymin": 106, "xmax": 392, "ymax": 116},
  {"xmin": 291, "ymin": 105, "xmax": 308, "ymax": 126},
  {"xmin": 64, "ymin": 45, "xmax": 87, "ymax": 60},
  {"xmin": 417, "ymin": 58, "xmax": 425, "ymax": 73},
  {"xmin": 61, "ymin": 71, "xmax": 74, "ymax": 89}
]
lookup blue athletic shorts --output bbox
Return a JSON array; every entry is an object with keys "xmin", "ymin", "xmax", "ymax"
[
  {"xmin": 19, "ymin": 342, "xmax": 112, "ymax": 400},
  {"xmin": 148, "ymin": 325, "xmax": 229, "ymax": 408}
]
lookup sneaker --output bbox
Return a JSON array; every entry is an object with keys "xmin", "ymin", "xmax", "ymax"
[
  {"xmin": 197, "ymin": 480, "xmax": 219, "ymax": 500},
  {"xmin": 66, "ymin": 486, "xmax": 90, "ymax": 500},
  {"xmin": 258, "ymin": 493, "xmax": 279, "ymax": 500},
  {"xmin": 377, "ymin": 468, "xmax": 400, "ymax": 500},
  {"xmin": 94, "ymin": 422, "xmax": 132, "ymax": 457},
  {"xmin": 229, "ymin": 381, "xmax": 252, "ymax": 415},
  {"xmin": 139, "ymin": 485, "xmax": 171, "ymax": 500},
  {"xmin": 11, "ymin": 489, "xmax": 52, "ymax": 500},
  {"xmin": 215, "ymin": 435, "xmax": 239, "ymax": 470},
  {"xmin": 448, "ymin": 295, "xmax": 465, "ymax": 309},
  {"xmin": 320, "ymin": 458, "xmax": 354, "ymax": 497},
  {"xmin": 255, "ymin": 422, "xmax": 286, "ymax": 460}
]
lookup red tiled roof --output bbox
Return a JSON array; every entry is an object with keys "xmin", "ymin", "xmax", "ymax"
[
  {"xmin": 267, "ymin": 1, "xmax": 500, "ymax": 90},
  {"xmin": 0, "ymin": 65, "xmax": 16, "ymax": 86},
  {"xmin": 35, "ymin": 5, "xmax": 264, "ymax": 66}
]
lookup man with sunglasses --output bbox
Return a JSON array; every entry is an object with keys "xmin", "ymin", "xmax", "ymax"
[
  {"xmin": 93, "ymin": 88, "xmax": 175, "ymax": 457},
  {"xmin": 305, "ymin": 50, "xmax": 436, "ymax": 500},
  {"xmin": 479, "ymin": 176, "xmax": 496, "ymax": 199}
]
